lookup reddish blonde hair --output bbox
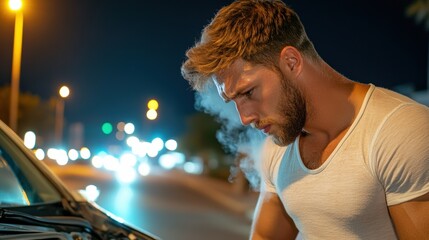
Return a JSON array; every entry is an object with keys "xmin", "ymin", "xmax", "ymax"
[{"xmin": 181, "ymin": 0, "xmax": 319, "ymax": 91}]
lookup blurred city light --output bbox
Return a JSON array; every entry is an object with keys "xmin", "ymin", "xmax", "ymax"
[
  {"xmin": 146, "ymin": 109, "xmax": 157, "ymax": 120},
  {"xmin": 117, "ymin": 122, "xmax": 125, "ymax": 131},
  {"xmin": 124, "ymin": 122, "xmax": 135, "ymax": 134},
  {"xmin": 56, "ymin": 149, "xmax": 69, "ymax": 165},
  {"xmin": 151, "ymin": 137, "xmax": 164, "ymax": 151},
  {"xmin": 55, "ymin": 85, "xmax": 70, "ymax": 145},
  {"xmin": 79, "ymin": 184, "xmax": 100, "ymax": 202},
  {"xmin": 159, "ymin": 154, "xmax": 176, "ymax": 170},
  {"xmin": 9, "ymin": 0, "xmax": 22, "ymax": 10},
  {"xmin": 116, "ymin": 131, "xmax": 125, "ymax": 141},
  {"xmin": 131, "ymin": 141, "xmax": 147, "ymax": 157},
  {"xmin": 34, "ymin": 148, "xmax": 45, "ymax": 160},
  {"xmin": 146, "ymin": 146, "xmax": 159, "ymax": 158},
  {"xmin": 126, "ymin": 136, "xmax": 139, "ymax": 147},
  {"xmin": 158, "ymin": 151, "xmax": 185, "ymax": 170},
  {"xmin": 59, "ymin": 85, "xmax": 70, "ymax": 98},
  {"xmin": 172, "ymin": 151, "xmax": 185, "ymax": 165},
  {"xmin": 101, "ymin": 122, "xmax": 113, "ymax": 135},
  {"xmin": 23, "ymin": 131, "xmax": 36, "ymax": 149},
  {"xmin": 47, "ymin": 148, "xmax": 58, "ymax": 160},
  {"xmin": 68, "ymin": 149, "xmax": 79, "ymax": 160},
  {"xmin": 147, "ymin": 99, "xmax": 159, "ymax": 110},
  {"xmin": 116, "ymin": 166, "xmax": 137, "ymax": 183},
  {"xmin": 80, "ymin": 147, "xmax": 91, "ymax": 159},
  {"xmin": 184, "ymin": 161, "xmax": 203, "ymax": 175},
  {"xmin": 91, "ymin": 155, "xmax": 103, "ymax": 169},
  {"xmin": 138, "ymin": 161, "xmax": 151, "ymax": 176},
  {"xmin": 165, "ymin": 139, "xmax": 177, "ymax": 151},
  {"xmin": 8, "ymin": 0, "xmax": 23, "ymax": 131},
  {"xmin": 103, "ymin": 154, "xmax": 120, "ymax": 171},
  {"xmin": 119, "ymin": 152, "xmax": 137, "ymax": 168}
]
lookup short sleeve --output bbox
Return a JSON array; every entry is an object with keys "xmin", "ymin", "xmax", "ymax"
[
  {"xmin": 371, "ymin": 103, "xmax": 429, "ymax": 206},
  {"xmin": 259, "ymin": 138, "xmax": 287, "ymax": 193}
]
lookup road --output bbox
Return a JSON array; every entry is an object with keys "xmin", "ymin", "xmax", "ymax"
[{"xmin": 47, "ymin": 161, "xmax": 255, "ymax": 240}]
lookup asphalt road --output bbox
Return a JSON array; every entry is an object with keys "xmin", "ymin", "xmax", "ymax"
[{"xmin": 48, "ymin": 161, "xmax": 254, "ymax": 240}]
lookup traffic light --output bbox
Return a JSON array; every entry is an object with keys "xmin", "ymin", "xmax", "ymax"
[{"xmin": 101, "ymin": 122, "xmax": 113, "ymax": 135}]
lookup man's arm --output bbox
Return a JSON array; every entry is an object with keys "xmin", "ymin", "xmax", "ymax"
[
  {"xmin": 250, "ymin": 191, "xmax": 298, "ymax": 240},
  {"xmin": 388, "ymin": 192, "xmax": 429, "ymax": 239}
]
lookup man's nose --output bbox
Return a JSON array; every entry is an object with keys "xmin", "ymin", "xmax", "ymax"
[{"xmin": 235, "ymin": 102, "xmax": 256, "ymax": 126}]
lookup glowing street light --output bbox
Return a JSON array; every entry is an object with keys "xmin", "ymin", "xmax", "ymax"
[
  {"xmin": 146, "ymin": 99, "xmax": 158, "ymax": 120},
  {"xmin": 147, "ymin": 99, "xmax": 159, "ymax": 110},
  {"xmin": 59, "ymin": 85, "xmax": 70, "ymax": 98},
  {"xmin": 8, "ymin": 0, "xmax": 24, "ymax": 131},
  {"xmin": 55, "ymin": 85, "xmax": 70, "ymax": 145},
  {"xmin": 9, "ymin": 0, "xmax": 22, "ymax": 10},
  {"xmin": 146, "ymin": 109, "xmax": 157, "ymax": 120}
]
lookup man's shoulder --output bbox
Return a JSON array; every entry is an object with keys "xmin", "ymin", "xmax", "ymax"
[
  {"xmin": 363, "ymin": 85, "xmax": 426, "ymax": 118},
  {"xmin": 372, "ymin": 85, "xmax": 420, "ymax": 106}
]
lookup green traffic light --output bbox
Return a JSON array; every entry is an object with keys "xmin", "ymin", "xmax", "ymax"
[{"xmin": 101, "ymin": 122, "xmax": 113, "ymax": 135}]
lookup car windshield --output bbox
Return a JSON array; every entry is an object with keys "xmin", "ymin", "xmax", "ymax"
[{"xmin": 0, "ymin": 127, "xmax": 62, "ymax": 207}]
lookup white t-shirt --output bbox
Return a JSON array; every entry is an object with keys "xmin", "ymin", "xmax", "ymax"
[{"xmin": 261, "ymin": 84, "xmax": 429, "ymax": 239}]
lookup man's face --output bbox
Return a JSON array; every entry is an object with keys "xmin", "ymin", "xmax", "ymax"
[{"xmin": 213, "ymin": 59, "xmax": 306, "ymax": 146}]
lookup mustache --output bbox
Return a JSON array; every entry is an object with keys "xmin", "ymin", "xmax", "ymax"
[{"xmin": 253, "ymin": 119, "xmax": 274, "ymax": 129}]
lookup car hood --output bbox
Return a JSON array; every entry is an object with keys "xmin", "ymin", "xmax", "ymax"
[{"xmin": 0, "ymin": 200, "xmax": 160, "ymax": 240}]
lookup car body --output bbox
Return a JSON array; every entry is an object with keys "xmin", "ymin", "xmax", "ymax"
[{"xmin": 0, "ymin": 120, "xmax": 160, "ymax": 240}]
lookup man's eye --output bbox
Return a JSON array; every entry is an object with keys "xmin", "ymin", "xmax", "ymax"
[{"xmin": 244, "ymin": 89, "xmax": 254, "ymax": 98}]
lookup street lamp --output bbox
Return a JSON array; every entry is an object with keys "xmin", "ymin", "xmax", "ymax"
[
  {"xmin": 55, "ymin": 86, "xmax": 70, "ymax": 145},
  {"xmin": 146, "ymin": 99, "xmax": 158, "ymax": 120},
  {"xmin": 8, "ymin": 0, "xmax": 24, "ymax": 132}
]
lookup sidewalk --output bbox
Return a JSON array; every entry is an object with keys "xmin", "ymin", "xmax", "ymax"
[{"xmin": 165, "ymin": 169, "xmax": 260, "ymax": 221}]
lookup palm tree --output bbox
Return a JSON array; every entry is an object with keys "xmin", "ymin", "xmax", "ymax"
[
  {"xmin": 407, "ymin": 0, "xmax": 429, "ymax": 30},
  {"xmin": 406, "ymin": 0, "xmax": 429, "ymax": 105}
]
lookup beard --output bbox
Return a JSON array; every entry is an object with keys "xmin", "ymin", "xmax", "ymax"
[{"xmin": 258, "ymin": 72, "xmax": 307, "ymax": 146}]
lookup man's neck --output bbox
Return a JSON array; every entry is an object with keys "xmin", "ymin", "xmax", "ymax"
[{"xmin": 300, "ymin": 62, "xmax": 369, "ymax": 142}]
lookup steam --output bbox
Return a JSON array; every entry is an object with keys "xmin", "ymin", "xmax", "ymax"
[{"xmin": 195, "ymin": 83, "xmax": 266, "ymax": 190}]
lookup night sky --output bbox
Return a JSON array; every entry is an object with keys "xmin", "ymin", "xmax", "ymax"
[{"xmin": 0, "ymin": 0, "xmax": 427, "ymax": 147}]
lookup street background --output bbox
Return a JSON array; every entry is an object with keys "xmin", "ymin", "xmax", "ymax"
[{"xmin": 45, "ymin": 160, "xmax": 259, "ymax": 240}]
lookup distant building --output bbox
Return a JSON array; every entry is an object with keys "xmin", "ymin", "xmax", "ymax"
[{"xmin": 69, "ymin": 122, "xmax": 84, "ymax": 149}]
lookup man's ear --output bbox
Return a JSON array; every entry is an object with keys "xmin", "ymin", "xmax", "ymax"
[{"xmin": 279, "ymin": 46, "xmax": 302, "ymax": 73}]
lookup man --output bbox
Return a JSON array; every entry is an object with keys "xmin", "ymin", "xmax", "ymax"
[{"xmin": 181, "ymin": 0, "xmax": 429, "ymax": 239}]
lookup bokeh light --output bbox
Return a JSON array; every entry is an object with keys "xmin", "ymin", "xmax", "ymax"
[
  {"xmin": 146, "ymin": 109, "xmax": 157, "ymax": 120},
  {"xmin": 56, "ymin": 149, "xmax": 69, "ymax": 165},
  {"xmin": 80, "ymin": 147, "xmax": 91, "ymax": 159},
  {"xmin": 91, "ymin": 155, "xmax": 103, "ymax": 169},
  {"xmin": 59, "ymin": 86, "xmax": 70, "ymax": 98},
  {"xmin": 68, "ymin": 149, "xmax": 79, "ymax": 161},
  {"xmin": 102, "ymin": 122, "xmax": 113, "ymax": 135},
  {"xmin": 9, "ymin": 0, "xmax": 22, "ymax": 11},
  {"xmin": 24, "ymin": 131, "xmax": 36, "ymax": 149},
  {"xmin": 117, "ymin": 122, "xmax": 125, "ymax": 131},
  {"xmin": 147, "ymin": 99, "xmax": 159, "ymax": 110},
  {"xmin": 34, "ymin": 148, "xmax": 45, "ymax": 160},
  {"xmin": 138, "ymin": 162, "xmax": 151, "ymax": 176},
  {"xmin": 124, "ymin": 123, "xmax": 135, "ymax": 134},
  {"xmin": 165, "ymin": 139, "xmax": 177, "ymax": 151},
  {"xmin": 151, "ymin": 137, "xmax": 164, "ymax": 151},
  {"xmin": 119, "ymin": 153, "xmax": 137, "ymax": 168},
  {"xmin": 126, "ymin": 136, "xmax": 139, "ymax": 147}
]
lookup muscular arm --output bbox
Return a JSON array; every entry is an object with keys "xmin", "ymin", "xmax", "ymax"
[
  {"xmin": 250, "ymin": 191, "xmax": 298, "ymax": 240},
  {"xmin": 388, "ymin": 192, "xmax": 429, "ymax": 239}
]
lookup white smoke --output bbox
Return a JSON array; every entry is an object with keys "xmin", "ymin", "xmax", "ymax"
[{"xmin": 194, "ymin": 82, "xmax": 266, "ymax": 190}]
